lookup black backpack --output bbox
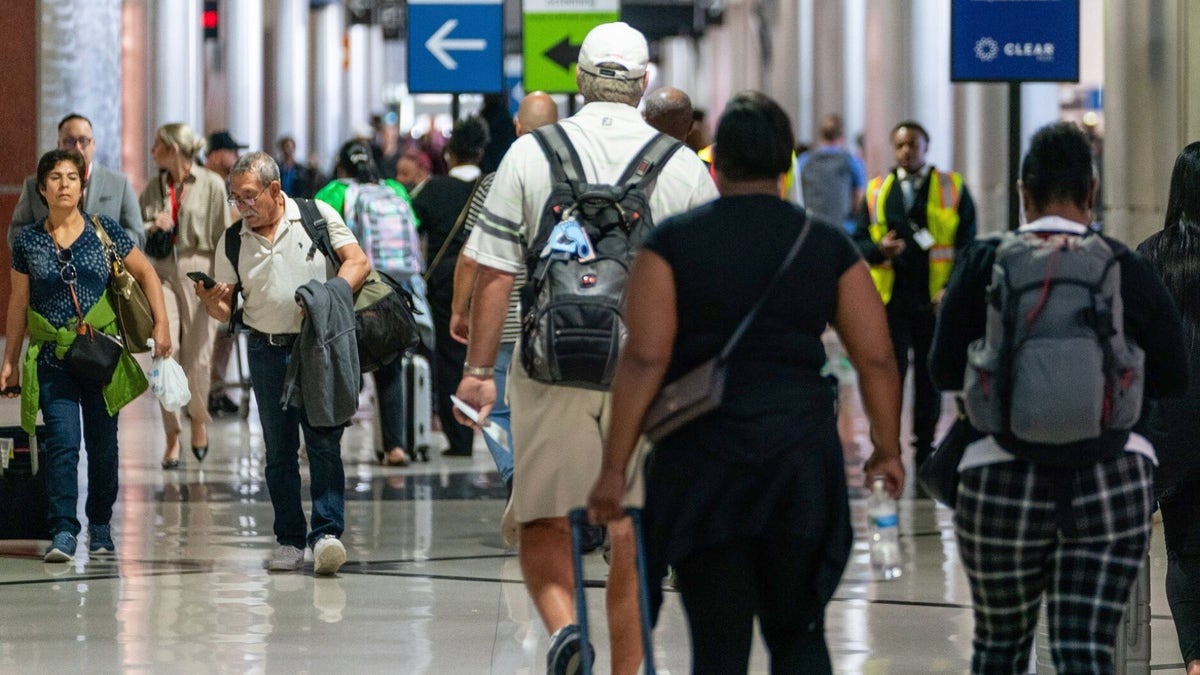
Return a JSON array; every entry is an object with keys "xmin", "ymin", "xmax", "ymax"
[
  {"xmin": 519, "ymin": 124, "xmax": 682, "ymax": 389},
  {"xmin": 224, "ymin": 198, "xmax": 419, "ymax": 373}
]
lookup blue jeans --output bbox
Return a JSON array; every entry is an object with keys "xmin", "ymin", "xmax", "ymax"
[
  {"xmin": 39, "ymin": 365, "xmax": 120, "ymax": 537},
  {"xmin": 483, "ymin": 343, "xmax": 514, "ymax": 488},
  {"xmin": 373, "ymin": 357, "xmax": 405, "ymax": 451},
  {"xmin": 247, "ymin": 336, "xmax": 346, "ymax": 550}
]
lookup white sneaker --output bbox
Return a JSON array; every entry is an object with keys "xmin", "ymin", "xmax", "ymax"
[
  {"xmin": 312, "ymin": 535, "xmax": 346, "ymax": 576},
  {"xmin": 264, "ymin": 545, "xmax": 306, "ymax": 572}
]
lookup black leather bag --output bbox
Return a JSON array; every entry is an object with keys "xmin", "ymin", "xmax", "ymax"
[
  {"xmin": 917, "ymin": 399, "xmax": 984, "ymax": 508},
  {"xmin": 64, "ymin": 323, "xmax": 123, "ymax": 386},
  {"xmin": 144, "ymin": 228, "xmax": 174, "ymax": 259}
]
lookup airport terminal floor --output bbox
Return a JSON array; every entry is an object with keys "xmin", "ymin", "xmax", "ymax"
[{"xmin": 0, "ymin": 358, "xmax": 1187, "ymax": 674}]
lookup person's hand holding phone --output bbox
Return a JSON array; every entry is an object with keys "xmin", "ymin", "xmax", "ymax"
[{"xmin": 187, "ymin": 271, "xmax": 217, "ymax": 289}]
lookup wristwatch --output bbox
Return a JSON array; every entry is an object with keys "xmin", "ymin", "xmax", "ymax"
[{"xmin": 463, "ymin": 363, "xmax": 494, "ymax": 377}]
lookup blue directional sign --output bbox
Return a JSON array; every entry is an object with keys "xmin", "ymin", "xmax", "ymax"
[
  {"xmin": 408, "ymin": 0, "xmax": 503, "ymax": 94},
  {"xmin": 951, "ymin": 0, "xmax": 1079, "ymax": 82}
]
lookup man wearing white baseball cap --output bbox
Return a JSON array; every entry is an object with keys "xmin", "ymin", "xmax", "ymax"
[{"xmin": 455, "ymin": 20, "xmax": 717, "ymax": 675}]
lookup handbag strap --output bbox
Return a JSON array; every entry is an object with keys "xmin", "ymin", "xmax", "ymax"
[
  {"xmin": 717, "ymin": 214, "xmax": 815, "ymax": 363},
  {"xmin": 91, "ymin": 216, "xmax": 124, "ymax": 274},
  {"xmin": 423, "ymin": 175, "xmax": 483, "ymax": 283}
]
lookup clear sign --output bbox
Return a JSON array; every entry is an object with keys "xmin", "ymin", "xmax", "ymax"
[{"xmin": 951, "ymin": 0, "xmax": 1079, "ymax": 82}]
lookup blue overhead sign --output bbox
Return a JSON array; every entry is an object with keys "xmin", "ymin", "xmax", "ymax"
[
  {"xmin": 407, "ymin": 0, "xmax": 503, "ymax": 94},
  {"xmin": 951, "ymin": 0, "xmax": 1079, "ymax": 82}
]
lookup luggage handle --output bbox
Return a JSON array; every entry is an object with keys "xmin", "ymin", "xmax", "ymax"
[{"xmin": 568, "ymin": 507, "xmax": 656, "ymax": 675}]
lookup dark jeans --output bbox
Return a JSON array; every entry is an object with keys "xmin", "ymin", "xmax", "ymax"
[
  {"xmin": 373, "ymin": 357, "xmax": 405, "ymax": 451},
  {"xmin": 888, "ymin": 303, "xmax": 942, "ymax": 466},
  {"xmin": 674, "ymin": 538, "xmax": 831, "ymax": 675},
  {"xmin": 247, "ymin": 336, "xmax": 346, "ymax": 550},
  {"xmin": 428, "ymin": 274, "xmax": 474, "ymax": 454},
  {"xmin": 39, "ymin": 365, "xmax": 120, "ymax": 537},
  {"xmin": 1161, "ymin": 482, "xmax": 1200, "ymax": 664}
]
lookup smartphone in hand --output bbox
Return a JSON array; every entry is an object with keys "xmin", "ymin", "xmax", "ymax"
[{"xmin": 186, "ymin": 271, "xmax": 217, "ymax": 289}]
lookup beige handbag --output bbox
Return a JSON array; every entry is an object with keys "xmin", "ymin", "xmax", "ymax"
[{"xmin": 93, "ymin": 217, "xmax": 154, "ymax": 353}]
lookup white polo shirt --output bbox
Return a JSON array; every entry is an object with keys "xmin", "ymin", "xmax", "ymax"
[
  {"xmin": 213, "ymin": 196, "xmax": 357, "ymax": 334},
  {"xmin": 464, "ymin": 101, "xmax": 718, "ymax": 273}
]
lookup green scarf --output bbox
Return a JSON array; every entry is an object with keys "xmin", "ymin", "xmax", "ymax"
[{"xmin": 22, "ymin": 291, "xmax": 148, "ymax": 434}]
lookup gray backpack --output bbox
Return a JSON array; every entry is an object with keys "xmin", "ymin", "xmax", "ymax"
[
  {"xmin": 799, "ymin": 149, "xmax": 854, "ymax": 224},
  {"xmin": 963, "ymin": 230, "xmax": 1145, "ymax": 444}
]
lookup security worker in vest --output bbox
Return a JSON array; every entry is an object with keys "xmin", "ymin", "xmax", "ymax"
[{"xmin": 854, "ymin": 120, "xmax": 976, "ymax": 477}]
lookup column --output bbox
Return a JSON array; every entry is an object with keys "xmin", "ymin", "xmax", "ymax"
[
  {"xmin": 862, "ymin": 0, "xmax": 912, "ymax": 177},
  {"xmin": 40, "ymin": 0, "xmax": 126, "ymax": 168},
  {"xmin": 273, "ymin": 0, "xmax": 311, "ymax": 158},
  {"xmin": 345, "ymin": 24, "xmax": 373, "ymax": 139},
  {"xmin": 910, "ymin": 1, "xmax": 954, "ymax": 171},
  {"xmin": 223, "ymin": 0, "xmax": 264, "ymax": 154},
  {"xmin": 1103, "ymin": 0, "xmax": 1185, "ymax": 245},
  {"xmin": 954, "ymin": 84, "xmax": 1009, "ymax": 235},
  {"xmin": 842, "ymin": 0, "xmax": 867, "ymax": 147},
  {"xmin": 312, "ymin": 4, "xmax": 345, "ymax": 173},
  {"xmin": 151, "ymin": 0, "xmax": 203, "ymax": 131}
]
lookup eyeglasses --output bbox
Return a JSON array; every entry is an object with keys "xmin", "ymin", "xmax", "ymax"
[
  {"xmin": 59, "ymin": 137, "xmax": 93, "ymax": 149},
  {"xmin": 227, "ymin": 186, "xmax": 268, "ymax": 208},
  {"xmin": 55, "ymin": 246, "xmax": 77, "ymax": 285}
]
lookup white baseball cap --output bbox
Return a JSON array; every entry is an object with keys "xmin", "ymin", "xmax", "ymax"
[{"xmin": 577, "ymin": 22, "xmax": 649, "ymax": 80}]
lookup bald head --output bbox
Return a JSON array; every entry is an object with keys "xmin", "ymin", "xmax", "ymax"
[
  {"xmin": 516, "ymin": 92, "xmax": 559, "ymax": 136},
  {"xmin": 643, "ymin": 87, "xmax": 693, "ymax": 141}
]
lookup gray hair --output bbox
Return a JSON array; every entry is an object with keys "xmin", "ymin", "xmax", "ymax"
[
  {"xmin": 578, "ymin": 68, "xmax": 644, "ymax": 107},
  {"xmin": 156, "ymin": 122, "xmax": 206, "ymax": 160},
  {"xmin": 230, "ymin": 151, "xmax": 281, "ymax": 187}
]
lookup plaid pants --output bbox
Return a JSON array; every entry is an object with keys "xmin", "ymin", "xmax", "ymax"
[{"xmin": 954, "ymin": 452, "xmax": 1153, "ymax": 674}]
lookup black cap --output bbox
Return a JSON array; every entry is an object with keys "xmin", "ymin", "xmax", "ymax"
[{"xmin": 207, "ymin": 130, "xmax": 247, "ymax": 152}]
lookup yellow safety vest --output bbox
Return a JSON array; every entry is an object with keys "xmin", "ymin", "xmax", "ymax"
[{"xmin": 865, "ymin": 169, "xmax": 963, "ymax": 305}]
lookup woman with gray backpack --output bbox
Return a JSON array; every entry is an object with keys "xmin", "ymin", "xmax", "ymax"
[{"xmin": 929, "ymin": 121, "xmax": 1188, "ymax": 673}]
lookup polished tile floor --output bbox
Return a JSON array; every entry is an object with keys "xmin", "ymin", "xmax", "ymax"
[{"xmin": 0, "ymin": 363, "xmax": 1188, "ymax": 674}]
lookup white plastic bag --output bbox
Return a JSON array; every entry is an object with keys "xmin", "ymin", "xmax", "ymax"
[{"xmin": 146, "ymin": 340, "xmax": 191, "ymax": 412}]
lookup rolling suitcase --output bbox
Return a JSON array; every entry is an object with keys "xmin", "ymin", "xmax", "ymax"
[
  {"xmin": 0, "ymin": 425, "xmax": 49, "ymax": 540},
  {"xmin": 568, "ymin": 507, "xmax": 657, "ymax": 675},
  {"xmin": 403, "ymin": 352, "xmax": 433, "ymax": 461}
]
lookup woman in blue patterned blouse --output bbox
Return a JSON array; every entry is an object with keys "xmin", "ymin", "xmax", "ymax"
[{"xmin": 0, "ymin": 149, "xmax": 170, "ymax": 562}]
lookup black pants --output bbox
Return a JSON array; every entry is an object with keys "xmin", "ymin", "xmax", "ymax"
[
  {"xmin": 427, "ymin": 272, "xmax": 475, "ymax": 455},
  {"xmin": 888, "ymin": 304, "xmax": 942, "ymax": 466},
  {"xmin": 673, "ymin": 537, "xmax": 832, "ymax": 675},
  {"xmin": 1161, "ymin": 482, "xmax": 1200, "ymax": 665}
]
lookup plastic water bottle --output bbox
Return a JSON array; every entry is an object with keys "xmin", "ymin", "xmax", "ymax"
[{"xmin": 868, "ymin": 476, "xmax": 903, "ymax": 580}]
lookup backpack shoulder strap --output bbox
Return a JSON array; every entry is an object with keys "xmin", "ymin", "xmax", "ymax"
[
  {"xmin": 223, "ymin": 221, "xmax": 243, "ymax": 280},
  {"xmin": 617, "ymin": 133, "xmax": 684, "ymax": 189},
  {"xmin": 532, "ymin": 124, "xmax": 587, "ymax": 187},
  {"xmin": 296, "ymin": 198, "xmax": 342, "ymax": 269}
]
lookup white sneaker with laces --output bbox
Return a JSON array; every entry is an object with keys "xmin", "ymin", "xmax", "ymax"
[
  {"xmin": 312, "ymin": 535, "xmax": 346, "ymax": 576},
  {"xmin": 264, "ymin": 544, "xmax": 306, "ymax": 572}
]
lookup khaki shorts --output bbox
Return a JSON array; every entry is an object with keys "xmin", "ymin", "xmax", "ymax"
[{"xmin": 507, "ymin": 344, "xmax": 646, "ymax": 523}]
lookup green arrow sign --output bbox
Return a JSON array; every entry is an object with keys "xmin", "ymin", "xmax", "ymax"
[{"xmin": 523, "ymin": 0, "xmax": 619, "ymax": 94}]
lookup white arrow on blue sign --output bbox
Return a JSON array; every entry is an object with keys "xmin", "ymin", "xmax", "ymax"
[{"xmin": 408, "ymin": 0, "xmax": 504, "ymax": 94}]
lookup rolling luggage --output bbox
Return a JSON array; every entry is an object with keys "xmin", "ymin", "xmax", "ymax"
[
  {"xmin": 568, "ymin": 507, "xmax": 657, "ymax": 675},
  {"xmin": 0, "ymin": 425, "xmax": 49, "ymax": 540},
  {"xmin": 403, "ymin": 352, "xmax": 433, "ymax": 461}
]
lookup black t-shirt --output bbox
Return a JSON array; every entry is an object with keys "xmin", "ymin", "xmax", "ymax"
[{"xmin": 643, "ymin": 195, "xmax": 861, "ymax": 414}]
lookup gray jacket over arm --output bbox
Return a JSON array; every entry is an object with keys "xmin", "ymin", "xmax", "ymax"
[{"xmin": 282, "ymin": 277, "xmax": 360, "ymax": 426}]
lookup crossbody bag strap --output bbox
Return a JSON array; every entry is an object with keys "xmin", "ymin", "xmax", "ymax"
[
  {"xmin": 422, "ymin": 175, "xmax": 483, "ymax": 283},
  {"xmin": 717, "ymin": 215, "xmax": 815, "ymax": 362}
]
